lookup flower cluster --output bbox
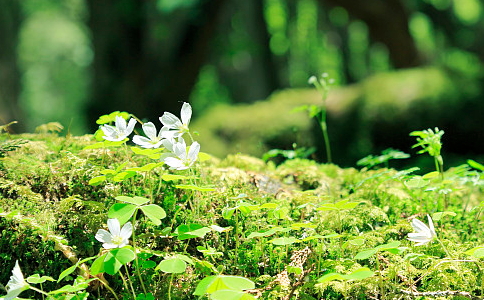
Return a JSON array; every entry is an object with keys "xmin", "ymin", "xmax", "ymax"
[{"xmin": 99, "ymin": 102, "xmax": 200, "ymax": 170}]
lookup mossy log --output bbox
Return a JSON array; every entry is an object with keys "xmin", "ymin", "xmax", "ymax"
[{"xmin": 192, "ymin": 67, "xmax": 482, "ymax": 165}]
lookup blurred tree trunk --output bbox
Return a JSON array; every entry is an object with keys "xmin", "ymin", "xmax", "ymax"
[
  {"xmin": 0, "ymin": 0, "xmax": 23, "ymax": 132},
  {"xmin": 214, "ymin": 0, "xmax": 280, "ymax": 103},
  {"xmin": 321, "ymin": 0, "xmax": 422, "ymax": 68},
  {"xmin": 85, "ymin": 0, "xmax": 226, "ymax": 128}
]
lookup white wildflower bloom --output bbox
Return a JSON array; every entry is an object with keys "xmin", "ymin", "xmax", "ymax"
[
  {"xmin": 95, "ymin": 218, "xmax": 133, "ymax": 249},
  {"xmin": 132, "ymin": 122, "xmax": 172, "ymax": 148},
  {"xmin": 100, "ymin": 116, "xmax": 137, "ymax": 142},
  {"xmin": 163, "ymin": 138, "xmax": 200, "ymax": 170},
  {"xmin": 407, "ymin": 215, "xmax": 436, "ymax": 246},
  {"xmin": 4, "ymin": 260, "xmax": 29, "ymax": 300},
  {"xmin": 159, "ymin": 102, "xmax": 192, "ymax": 137}
]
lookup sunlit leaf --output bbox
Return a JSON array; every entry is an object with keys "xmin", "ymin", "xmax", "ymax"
[
  {"xmin": 104, "ymin": 248, "xmax": 135, "ymax": 275},
  {"xmin": 175, "ymin": 184, "xmax": 215, "ymax": 192},
  {"xmin": 140, "ymin": 204, "xmax": 166, "ymax": 225},
  {"xmin": 271, "ymin": 237, "xmax": 297, "ymax": 245},
  {"xmin": 354, "ymin": 249, "xmax": 377, "ymax": 260},
  {"xmin": 108, "ymin": 203, "xmax": 137, "ymax": 225},
  {"xmin": 210, "ymin": 290, "xmax": 256, "ymax": 300},
  {"xmin": 27, "ymin": 274, "xmax": 55, "ymax": 284},
  {"xmin": 88, "ymin": 175, "xmax": 106, "ymax": 186},
  {"xmin": 115, "ymin": 196, "xmax": 149, "ymax": 206},
  {"xmin": 155, "ymin": 258, "xmax": 187, "ymax": 273}
]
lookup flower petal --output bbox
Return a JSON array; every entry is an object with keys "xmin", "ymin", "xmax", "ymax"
[
  {"xmin": 180, "ymin": 102, "xmax": 192, "ymax": 126},
  {"xmin": 126, "ymin": 118, "xmax": 137, "ymax": 134},
  {"xmin": 120, "ymin": 222, "xmax": 133, "ymax": 240},
  {"xmin": 95, "ymin": 229, "xmax": 113, "ymax": 244},
  {"xmin": 410, "ymin": 218, "xmax": 429, "ymax": 233},
  {"xmin": 115, "ymin": 116, "xmax": 127, "ymax": 132},
  {"xmin": 164, "ymin": 157, "xmax": 187, "ymax": 170},
  {"xmin": 143, "ymin": 122, "xmax": 157, "ymax": 139},
  {"xmin": 107, "ymin": 219, "xmax": 121, "ymax": 237},
  {"xmin": 427, "ymin": 214, "xmax": 437, "ymax": 237},
  {"xmin": 187, "ymin": 142, "xmax": 200, "ymax": 163},
  {"xmin": 160, "ymin": 112, "xmax": 181, "ymax": 128}
]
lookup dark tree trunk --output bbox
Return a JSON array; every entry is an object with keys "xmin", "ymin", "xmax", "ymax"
[
  {"xmin": 0, "ymin": 0, "xmax": 23, "ymax": 132},
  {"xmin": 321, "ymin": 0, "xmax": 422, "ymax": 69},
  {"xmin": 85, "ymin": 0, "xmax": 226, "ymax": 128},
  {"xmin": 215, "ymin": 0, "xmax": 281, "ymax": 103}
]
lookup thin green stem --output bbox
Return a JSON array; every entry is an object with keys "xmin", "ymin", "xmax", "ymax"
[
  {"xmin": 131, "ymin": 209, "xmax": 148, "ymax": 294},
  {"xmin": 98, "ymin": 277, "xmax": 120, "ymax": 300},
  {"xmin": 124, "ymin": 264, "xmax": 137, "ymax": 298},
  {"xmin": 319, "ymin": 116, "xmax": 332, "ymax": 164},
  {"xmin": 168, "ymin": 273, "xmax": 175, "ymax": 300},
  {"xmin": 118, "ymin": 270, "xmax": 134, "ymax": 300},
  {"xmin": 436, "ymin": 237, "xmax": 453, "ymax": 259},
  {"xmin": 29, "ymin": 286, "xmax": 50, "ymax": 297}
]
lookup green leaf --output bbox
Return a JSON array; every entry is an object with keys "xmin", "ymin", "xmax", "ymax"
[
  {"xmin": 113, "ymin": 171, "xmax": 137, "ymax": 182},
  {"xmin": 207, "ymin": 276, "xmax": 255, "ymax": 294},
  {"xmin": 318, "ymin": 267, "xmax": 373, "ymax": 282},
  {"xmin": 318, "ymin": 273, "xmax": 345, "ymax": 283},
  {"xmin": 345, "ymin": 267, "xmax": 374, "ymax": 280},
  {"xmin": 468, "ymin": 159, "xmax": 484, "ymax": 171},
  {"xmin": 83, "ymin": 140, "xmax": 126, "ymax": 150},
  {"xmin": 100, "ymin": 169, "xmax": 117, "ymax": 175},
  {"xmin": 354, "ymin": 249, "xmax": 378, "ymax": 260},
  {"xmin": 27, "ymin": 274, "xmax": 55, "ymax": 284},
  {"xmin": 58, "ymin": 256, "xmax": 96, "ymax": 282},
  {"xmin": 287, "ymin": 266, "xmax": 302, "ymax": 275},
  {"xmin": 48, "ymin": 281, "xmax": 93, "ymax": 294},
  {"xmin": 155, "ymin": 258, "xmax": 187, "ymax": 273},
  {"xmin": 126, "ymin": 162, "xmax": 163, "ymax": 172},
  {"xmin": 247, "ymin": 227, "xmax": 283, "ymax": 239},
  {"xmin": 175, "ymin": 184, "xmax": 215, "ymax": 192},
  {"xmin": 210, "ymin": 290, "xmax": 256, "ymax": 300},
  {"xmin": 116, "ymin": 195, "xmax": 150, "ymax": 206},
  {"xmin": 465, "ymin": 246, "xmax": 484, "ymax": 258},
  {"xmin": 271, "ymin": 237, "xmax": 297, "ymax": 246},
  {"xmin": 131, "ymin": 147, "xmax": 163, "ymax": 159},
  {"xmin": 222, "ymin": 208, "xmax": 236, "ymax": 220},
  {"xmin": 316, "ymin": 203, "xmax": 337, "ymax": 211},
  {"xmin": 140, "ymin": 204, "xmax": 166, "ymax": 225},
  {"xmin": 104, "ymin": 248, "xmax": 136, "ymax": 275},
  {"xmin": 375, "ymin": 241, "xmax": 401, "ymax": 250},
  {"xmin": 90, "ymin": 254, "xmax": 107, "ymax": 275},
  {"xmin": 336, "ymin": 200, "xmax": 360, "ymax": 210},
  {"xmin": 88, "ymin": 175, "xmax": 106, "ymax": 186},
  {"xmin": 175, "ymin": 224, "xmax": 211, "ymax": 240},
  {"xmin": 108, "ymin": 203, "xmax": 137, "ymax": 225},
  {"xmin": 136, "ymin": 293, "xmax": 155, "ymax": 300},
  {"xmin": 194, "ymin": 276, "xmax": 217, "ymax": 296},
  {"xmin": 432, "ymin": 211, "xmax": 457, "ymax": 221},
  {"xmin": 161, "ymin": 174, "xmax": 193, "ymax": 181},
  {"xmin": 259, "ymin": 203, "xmax": 278, "ymax": 209},
  {"xmin": 198, "ymin": 152, "xmax": 212, "ymax": 162}
]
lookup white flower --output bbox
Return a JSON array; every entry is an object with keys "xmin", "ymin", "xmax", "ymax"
[
  {"xmin": 159, "ymin": 102, "xmax": 192, "ymax": 137},
  {"xmin": 95, "ymin": 219, "xmax": 133, "ymax": 249},
  {"xmin": 132, "ymin": 122, "xmax": 172, "ymax": 148},
  {"xmin": 163, "ymin": 138, "xmax": 200, "ymax": 170},
  {"xmin": 4, "ymin": 260, "xmax": 29, "ymax": 300},
  {"xmin": 407, "ymin": 215, "xmax": 436, "ymax": 246},
  {"xmin": 100, "ymin": 116, "xmax": 137, "ymax": 142}
]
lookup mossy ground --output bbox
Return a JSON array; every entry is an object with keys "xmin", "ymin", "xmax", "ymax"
[{"xmin": 1, "ymin": 133, "xmax": 484, "ymax": 299}]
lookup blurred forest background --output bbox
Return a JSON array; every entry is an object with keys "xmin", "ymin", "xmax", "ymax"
[{"xmin": 1, "ymin": 0, "xmax": 483, "ymax": 165}]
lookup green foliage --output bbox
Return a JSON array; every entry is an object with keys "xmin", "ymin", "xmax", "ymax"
[{"xmin": 2, "ymin": 129, "xmax": 484, "ymax": 299}]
